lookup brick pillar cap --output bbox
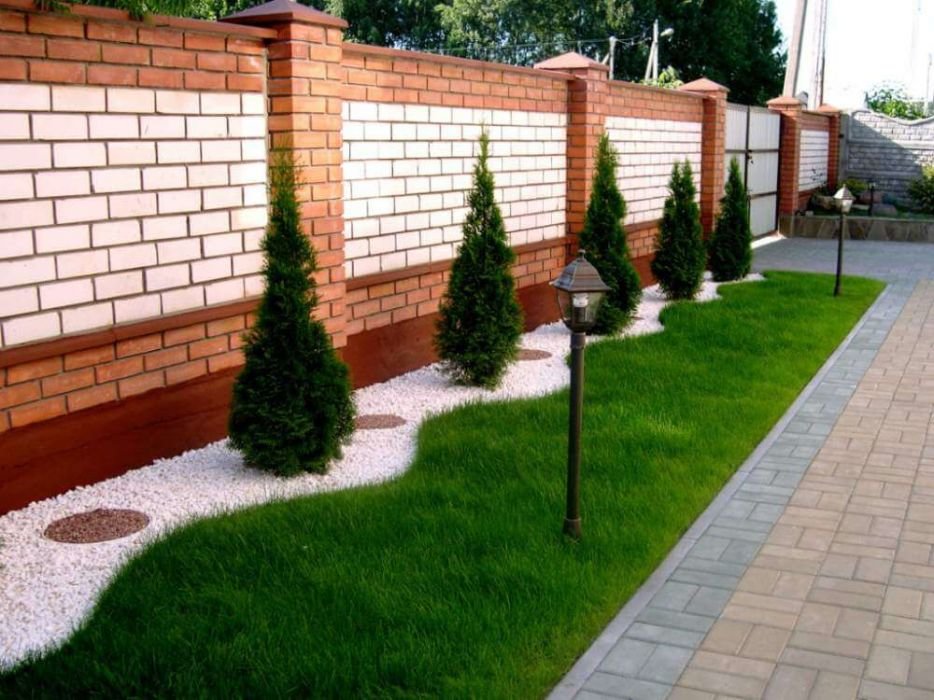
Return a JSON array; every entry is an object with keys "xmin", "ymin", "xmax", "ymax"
[
  {"xmin": 767, "ymin": 95, "xmax": 805, "ymax": 109},
  {"xmin": 816, "ymin": 103, "xmax": 842, "ymax": 114},
  {"xmin": 678, "ymin": 77, "xmax": 729, "ymax": 94},
  {"xmin": 224, "ymin": 0, "xmax": 348, "ymax": 28},
  {"xmin": 534, "ymin": 52, "xmax": 609, "ymax": 72}
]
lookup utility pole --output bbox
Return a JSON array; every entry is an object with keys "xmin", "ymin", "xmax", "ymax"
[
  {"xmin": 784, "ymin": 0, "xmax": 809, "ymax": 97},
  {"xmin": 811, "ymin": 0, "xmax": 827, "ymax": 108},
  {"xmin": 608, "ymin": 35, "xmax": 617, "ymax": 80}
]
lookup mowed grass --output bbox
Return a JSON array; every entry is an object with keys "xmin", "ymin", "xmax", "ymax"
[{"xmin": 1, "ymin": 272, "xmax": 883, "ymax": 699}]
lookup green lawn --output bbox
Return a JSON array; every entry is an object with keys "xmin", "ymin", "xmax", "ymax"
[{"xmin": 2, "ymin": 272, "xmax": 883, "ymax": 699}]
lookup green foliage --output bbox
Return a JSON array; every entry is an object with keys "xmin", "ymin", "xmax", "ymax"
[
  {"xmin": 228, "ymin": 150, "xmax": 354, "ymax": 476},
  {"xmin": 841, "ymin": 178, "xmax": 868, "ymax": 198},
  {"xmin": 641, "ymin": 65, "xmax": 683, "ymax": 89},
  {"xmin": 0, "ymin": 273, "xmax": 883, "ymax": 698},
  {"xmin": 651, "ymin": 160, "xmax": 706, "ymax": 299},
  {"xmin": 579, "ymin": 134, "xmax": 642, "ymax": 334},
  {"xmin": 909, "ymin": 165, "xmax": 934, "ymax": 214},
  {"xmin": 40, "ymin": 0, "xmax": 783, "ymax": 105},
  {"xmin": 866, "ymin": 83, "xmax": 926, "ymax": 120},
  {"xmin": 708, "ymin": 157, "xmax": 752, "ymax": 282},
  {"xmin": 435, "ymin": 130, "xmax": 523, "ymax": 388}
]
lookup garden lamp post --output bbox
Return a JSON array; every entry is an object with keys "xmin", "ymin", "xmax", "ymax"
[
  {"xmin": 833, "ymin": 185, "xmax": 854, "ymax": 297},
  {"xmin": 551, "ymin": 251, "xmax": 610, "ymax": 539},
  {"xmin": 868, "ymin": 180, "xmax": 876, "ymax": 217}
]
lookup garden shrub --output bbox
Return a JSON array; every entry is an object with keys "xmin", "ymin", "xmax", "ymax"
[
  {"xmin": 578, "ymin": 133, "xmax": 642, "ymax": 335},
  {"xmin": 708, "ymin": 157, "xmax": 752, "ymax": 282},
  {"xmin": 908, "ymin": 165, "xmax": 934, "ymax": 214},
  {"xmin": 229, "ymin": 149, "xmax": 355, "ymax": 476},
  {"xmin": 651, "ymin": 160, "xmax": 706, "ymax": 299},
  {"xmin": 436, "ymin": 129, "xmax": 523, "ymax": 388}
]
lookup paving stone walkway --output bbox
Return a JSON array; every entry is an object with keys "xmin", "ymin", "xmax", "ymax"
[{"xmin": 551, "ymin": 240, "xmax": 934, "ymax": 700}]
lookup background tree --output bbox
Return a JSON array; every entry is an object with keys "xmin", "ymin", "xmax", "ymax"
[
  {"xmin": 436, "ymin": 130, "xmax": 523, "ymax": 388},
  {"xmin": 708, "ymin": 157, "xmax": 752, "ymax": 281},
  {"xmin": 651, "ymin": 160, "xmax": 706, "ymax": 300},
  {"xmin": 45, "ymin": 0, "xmax": 783, "ymax": 105},
  {"xmin": 865, "ymin": 83, "xmax": 927, "ymax": 120},
  {"xmin": 579, "ymin": 133, "xmax": 642, "ymax": 334},
  {"xmin": 229, "ymin": 150, "xmax": 355, "ymax": 477}
]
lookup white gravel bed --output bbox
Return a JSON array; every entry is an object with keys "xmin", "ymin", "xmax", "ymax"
[{"xmin": 0, "ymin": 273, "xmax": 763, "ymax": 669}]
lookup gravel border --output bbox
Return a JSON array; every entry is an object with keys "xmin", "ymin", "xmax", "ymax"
[{"xmin": 0, "ymin": 274, "xmax": 762, "ymax": 669}]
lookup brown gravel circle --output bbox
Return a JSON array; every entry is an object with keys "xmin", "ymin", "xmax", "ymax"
[
  {"xmin": 355, "ymin": 414, "xmax": 407, "ymax": 430},
  {"xmin": 44, "ymin": 508, "xmax": 150, "ymax": 544},
  {"xmin": 517, "ymin": 348, "xmax": 552, "ymax": 361}
]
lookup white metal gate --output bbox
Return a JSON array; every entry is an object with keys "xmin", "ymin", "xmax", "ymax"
[{"xmin": 725, "ymin": 104, "xmax": 781, "ymax": 237}]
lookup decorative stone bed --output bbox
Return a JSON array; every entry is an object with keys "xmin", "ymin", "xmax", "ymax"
[{"xmin": 0, "ymin": 273, "xmax": 764, "ymax": 669}]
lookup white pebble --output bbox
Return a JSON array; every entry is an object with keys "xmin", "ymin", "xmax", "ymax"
[{"xmin": 0, "ymin": 274, "xmax": 763, "ymax": 668}]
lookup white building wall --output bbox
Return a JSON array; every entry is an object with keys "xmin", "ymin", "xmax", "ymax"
[
  {"xmin": 605, "ymin": 116, "xmax": 703, "ymax": 225},
  {"xmin": 341, "ymin": 102, "xmax": 567, "ymax": 279},
  {"xmin": 0, "ymin": 83, "xmax": 267, "ymax": 349}
]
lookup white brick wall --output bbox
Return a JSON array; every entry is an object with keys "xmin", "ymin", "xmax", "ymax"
[
  {"xmin": 0, "ymin": 83, "xmax": 267, "ymax": 348},
  {"xmin": 341, "ymin": 102, "xmax": 567, "ymax": 278},
  {"xmin": 799, "ymin": 128, "xmax": 829, "ymax": 190},
  {"xmin": 605, "ymin": 116, "xmax": 703, "ymax": 225}
]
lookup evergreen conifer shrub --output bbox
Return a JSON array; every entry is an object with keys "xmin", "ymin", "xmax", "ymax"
[
  {"xmin": 435, "ymin": 130, "xmax": 523, "ymax": 388},
  {"xmin": 708, "ymin": 157, "xmax": 753, "ymax": 281},
  {"xmin": 229, "ymin": 150, "xmax": 355, "ymax": 476},
  {"xmin": 651, "ymin": 160, "xmax": 706, "ymax": 300},
  {"xmin": 579, "ymin": 133, "xmax": 642, "ymax": 334}
]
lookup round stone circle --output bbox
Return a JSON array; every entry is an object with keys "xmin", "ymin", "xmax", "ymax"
[
  {"xmin": 355, "ymin": 414, "xmax": 406, "ymax": 430},
  {"xmin": 44, "ymin": 508, "xmax": 150, "ymax": 544},
  {"xmin": 517, "ymin": 348, "xmax": 552, "ymax": 361}
]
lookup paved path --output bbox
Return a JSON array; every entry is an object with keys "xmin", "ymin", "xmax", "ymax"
[{"xmin": 551, "ymin": 239, "xmax": 934, "ymax": 700}]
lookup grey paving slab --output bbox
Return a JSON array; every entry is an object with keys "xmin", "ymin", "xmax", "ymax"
[{"xmin": 549, "ymin": 239, "xmax": 934, "ymax": 700}]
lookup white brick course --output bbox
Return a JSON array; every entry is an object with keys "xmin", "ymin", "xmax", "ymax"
[
  {"xmin": 606, "ymin": 116, "xmax": 703, "ymax": 225},
  {"xmin": 0, "ymin": 83, "xmax": 268, "ymax": 348},
  {"xmin": 341, "ymin": 102, "xmax": 567, "ymax": 277},
  {"xmin": 799, "ymin": 128, "xmax": 829, "ymax": 190}
]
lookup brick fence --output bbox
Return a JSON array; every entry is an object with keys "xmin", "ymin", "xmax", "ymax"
[{"xmin": 0, "ymin": 0, "xmax": 839, "ymax": 512}]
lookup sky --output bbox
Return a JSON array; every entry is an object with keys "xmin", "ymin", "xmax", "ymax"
[{"xmin": 771, "ymin": 0, "xmax": 933, "ymax": 109}]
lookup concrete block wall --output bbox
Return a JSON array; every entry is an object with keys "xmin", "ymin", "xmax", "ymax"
[{"xmin": 845, "ymin": 110, "xmax": 934, "ymax": 203}]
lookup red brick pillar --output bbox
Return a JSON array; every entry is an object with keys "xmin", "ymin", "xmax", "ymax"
[
  {"xmin": 535, "ymin": 52, "xmax": 608, "ymax": 259},
  {"xmin": 679, "ymin": 79, "xmax": 729, "ymax": 235},
  {"xmin": 768, "ymin": 95, "xmax": 805, "ymax": 216},
  {"xmin": 817, "ymin": 104, "xmax": 842, "ymax": 189},
  {"xmin": 226, "ymin": 0, "xmax": 348, "ymax": 347}
]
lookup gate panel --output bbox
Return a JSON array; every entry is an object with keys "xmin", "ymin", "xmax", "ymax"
[{"xmin": 724, "ymin": 103, "xmax": 780, "ymax": 237}]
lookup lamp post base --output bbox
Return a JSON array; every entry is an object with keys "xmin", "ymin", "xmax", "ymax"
[{"xmin": 563, "ymin": 517, "xmax": 581, "ymax": 539}]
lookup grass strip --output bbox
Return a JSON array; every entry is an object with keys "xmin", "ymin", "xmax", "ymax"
[{"xmin": 2, "ymin": 271, "xmax": 884, "ymax": 698}]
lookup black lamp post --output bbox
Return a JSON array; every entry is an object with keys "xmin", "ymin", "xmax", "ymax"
[
  {"xmin": 833, "ymin": 185, "xmax": 854, "ymax": 297},
  {"xmin": 551, "ymin": 250, "xmax": 610, "ymax": 539},
  {"xmin": 868, "ymin": 180, "xmax": 876, "ymax": 217}
]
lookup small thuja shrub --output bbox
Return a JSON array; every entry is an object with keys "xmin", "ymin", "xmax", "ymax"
[
  {"xmin": 436, "ymin": 129, "xmax": 523, "ymax": 388},
  {"xmin": 229, "ymin": 150, "xmax": 354, "ymax": 476},
  {"xmin": 708, "ymin": 157, "xmax": 753, "ymax": 282},
  {"xmin": 651, "ymin": 160, "xmax": 706, "ymax": 300},
  {"xmin": 579, "ymin": 133, "xmax": 642, "ymax": 334}
]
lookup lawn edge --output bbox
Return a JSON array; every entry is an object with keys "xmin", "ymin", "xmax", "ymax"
[{"xmin": 548, "ymin": 275, "xmax": 892, "ymax": 700}]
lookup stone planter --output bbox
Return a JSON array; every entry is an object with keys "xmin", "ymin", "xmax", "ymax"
[{"xmin": 779, "ymin": 214, "xmax": 934, "ymax": 243}]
